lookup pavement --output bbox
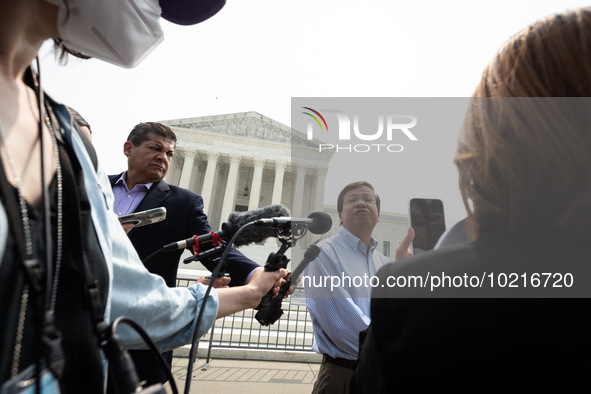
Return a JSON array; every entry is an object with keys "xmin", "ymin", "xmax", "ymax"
[
  {"xmin": 169, "ymin": 269, "xmax": 321, "ymax": 393},
  {"xmin": 165, "ymin": 355, "xmax": 320, "ymax": 394}
]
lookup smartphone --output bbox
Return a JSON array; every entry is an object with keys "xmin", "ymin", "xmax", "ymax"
[
  {"xmin": 409, "ymin": 198, "xmax": 445, "ymax": 253},
  {"xmin": 118, "ymin": 207, "xmax": 167, "ymax": 228}
]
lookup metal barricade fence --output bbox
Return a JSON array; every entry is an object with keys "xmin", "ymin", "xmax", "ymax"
[{"xmin": 176, "ymin": 276, "xmax": 316, "ymax": 354}]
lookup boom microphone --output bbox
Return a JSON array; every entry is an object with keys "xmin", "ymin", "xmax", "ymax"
[
  {"xmin": 163, "ymin": 204, "xmax": 332, "ymax": 252},
  {"xmin": 227, "ymin": 204, "xmax": 292, "ymax": 246},
  {"xmin": 164, "ymin": 204, "xmax": 291, "ymax": 251},
  {"xmin": 254, "ymin": 211, "xmax": 333, "ymax": 235}
]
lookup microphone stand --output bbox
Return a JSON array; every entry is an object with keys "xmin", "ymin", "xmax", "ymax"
[
  {"xmin": 255, "ymin": 242, "xmax": 321, "ymax": 326},
  {"xmin": 253, "ymin": 237, "xmax": 293, "ymax": 313}
]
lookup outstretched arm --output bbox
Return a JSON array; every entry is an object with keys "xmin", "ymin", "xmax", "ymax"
[{"xmin": 215, "ymin": 268, "xmax": 288, "ymax": 318}]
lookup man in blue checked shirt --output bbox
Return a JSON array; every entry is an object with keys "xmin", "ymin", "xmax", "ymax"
[{"xmin": 304, "ymin": 181, "xmax": 389, "ymax": 394}]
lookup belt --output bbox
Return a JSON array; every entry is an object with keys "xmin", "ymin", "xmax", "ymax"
[{"xmin": 323, "ymin": 354, "xmax": 357, "ymax": 369}]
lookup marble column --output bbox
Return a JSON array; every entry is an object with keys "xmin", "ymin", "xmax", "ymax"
[
  {"xmin": 220, "ymin": 154, "xmax": 242, "ymax": 223},
  {"xmin": 271, "ymin": 160, "xmax": 287, "ymax": 205},
  {"xmin": 292, "ymin": 164, "xmax": 307, "ymax": 217},
  {"xmin": 164, "ymin": 153, "xmax": 179, "ymax": 184},
  {"xmin": 178, "ymin": 150, "xmax": 196, "ymax": 189},
  {"xmin": 313, "ymin": 167, "xmax": 328, "ymax": 212},
  {"xmin": 201, "ymin": 152, "xmax": 219, "ymax": 215},
  {"xmin": 193, "ymin": 161, "xmax": 206, "ymax": 192},
  {"xmin": 248, "ymin": 157, "xmax": 266, "ymax": 210}
]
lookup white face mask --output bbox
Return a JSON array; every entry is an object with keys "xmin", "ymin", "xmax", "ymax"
[{"xmin": 44, "ymin": 0, "xmax": 164, "ymax": 68}]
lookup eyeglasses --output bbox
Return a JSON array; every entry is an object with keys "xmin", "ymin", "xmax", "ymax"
[{"xmin": 343, "ymin": 194, "xmax": 377, "ymax": 205}]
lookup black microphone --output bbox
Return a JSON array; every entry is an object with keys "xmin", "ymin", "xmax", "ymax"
[
  {"xmin": 291, "ymin": 243, "xmax": 322, "ymax": 281},
  {"xmin": 254, "ymin": 211, "xmax": 333, "ymax": 235},
  {"xmin": 162, "ymin": 222, "xmax": 233, "ymax": 251},
  {"xmin": 164, "ymin": 204, "xmax": 292, "ymax": 252}
]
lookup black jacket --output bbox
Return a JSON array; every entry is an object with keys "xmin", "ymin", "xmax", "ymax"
[
  {"xmin": 352, "ymin": 235, "xmax": 591, "ymax": 392},
  {"xmin": 109, "ymin": 174, "xmax": 260, "ymax": 287}
]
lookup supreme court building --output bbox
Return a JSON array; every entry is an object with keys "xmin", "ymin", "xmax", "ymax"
[
  {"xmin": 160, "ymin": 111, "xmax": 408, "ymax": 265},
  {"xmin": 161, "ymin": 111, "xmax": 330, "ymax": 229}
]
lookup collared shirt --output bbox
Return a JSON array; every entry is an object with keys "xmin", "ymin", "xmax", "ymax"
[
  {"xmin": 304, "ymin": 226, "xmax": 389, "ymax": 360},
  {"xmin": 112, "ymin": 172, "xmax": 153, "ymax": 216}
]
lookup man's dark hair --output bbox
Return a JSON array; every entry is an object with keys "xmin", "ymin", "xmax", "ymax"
[
  {"xmin": 337, "ymin": 181, "xmax": 381, "ymax": 213},
  {"xmin": 127, "ymin": 122, "xmax": 177, "ymax": 147}
]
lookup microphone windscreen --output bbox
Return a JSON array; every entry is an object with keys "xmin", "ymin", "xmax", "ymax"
[
  {"xmin": 229, "ymin": 204, "xmax": 291, "ymax": 246},
  {"xmin": 306, "ymin": 211, "xmax": 333, "ymax": 234}
]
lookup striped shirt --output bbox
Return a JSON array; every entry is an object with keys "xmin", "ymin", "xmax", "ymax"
[
  {"xmin": 304, "ymin": 226, "xmax": 389, "ymax": 360},
  {"xmin": 112, "ymin": 172, "xmax": 154, "ymax": 216}
]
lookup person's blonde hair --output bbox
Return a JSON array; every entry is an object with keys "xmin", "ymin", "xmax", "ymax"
[{"xmin": 455, "ymin": 7, "xmax": 591, "ymax": 239}]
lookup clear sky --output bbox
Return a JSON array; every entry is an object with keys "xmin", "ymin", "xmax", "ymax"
[{"xmin": 38, "ymin": 0, "xmax": 589, "ymax": 227}]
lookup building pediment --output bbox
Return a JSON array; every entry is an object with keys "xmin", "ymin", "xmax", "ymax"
[{"xmin": 161, "ymin": 111, "xmax": 319, "ymax": 149}]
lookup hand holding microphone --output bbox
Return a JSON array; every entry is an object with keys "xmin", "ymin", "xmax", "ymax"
[
  {"xmin": 159, "ymin": 205, "xmax": 332, "ymax": 311},
  {"xmin": 215, "ymin": 267, "xmax": 290, "ymax": 318},
  {"xmin": 255, "ymin": 243, "xmax": 321, "ymax": 326},
  {"xmin": 249, "ymin": 267, "xmax": 290, "ymax": 303}
]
